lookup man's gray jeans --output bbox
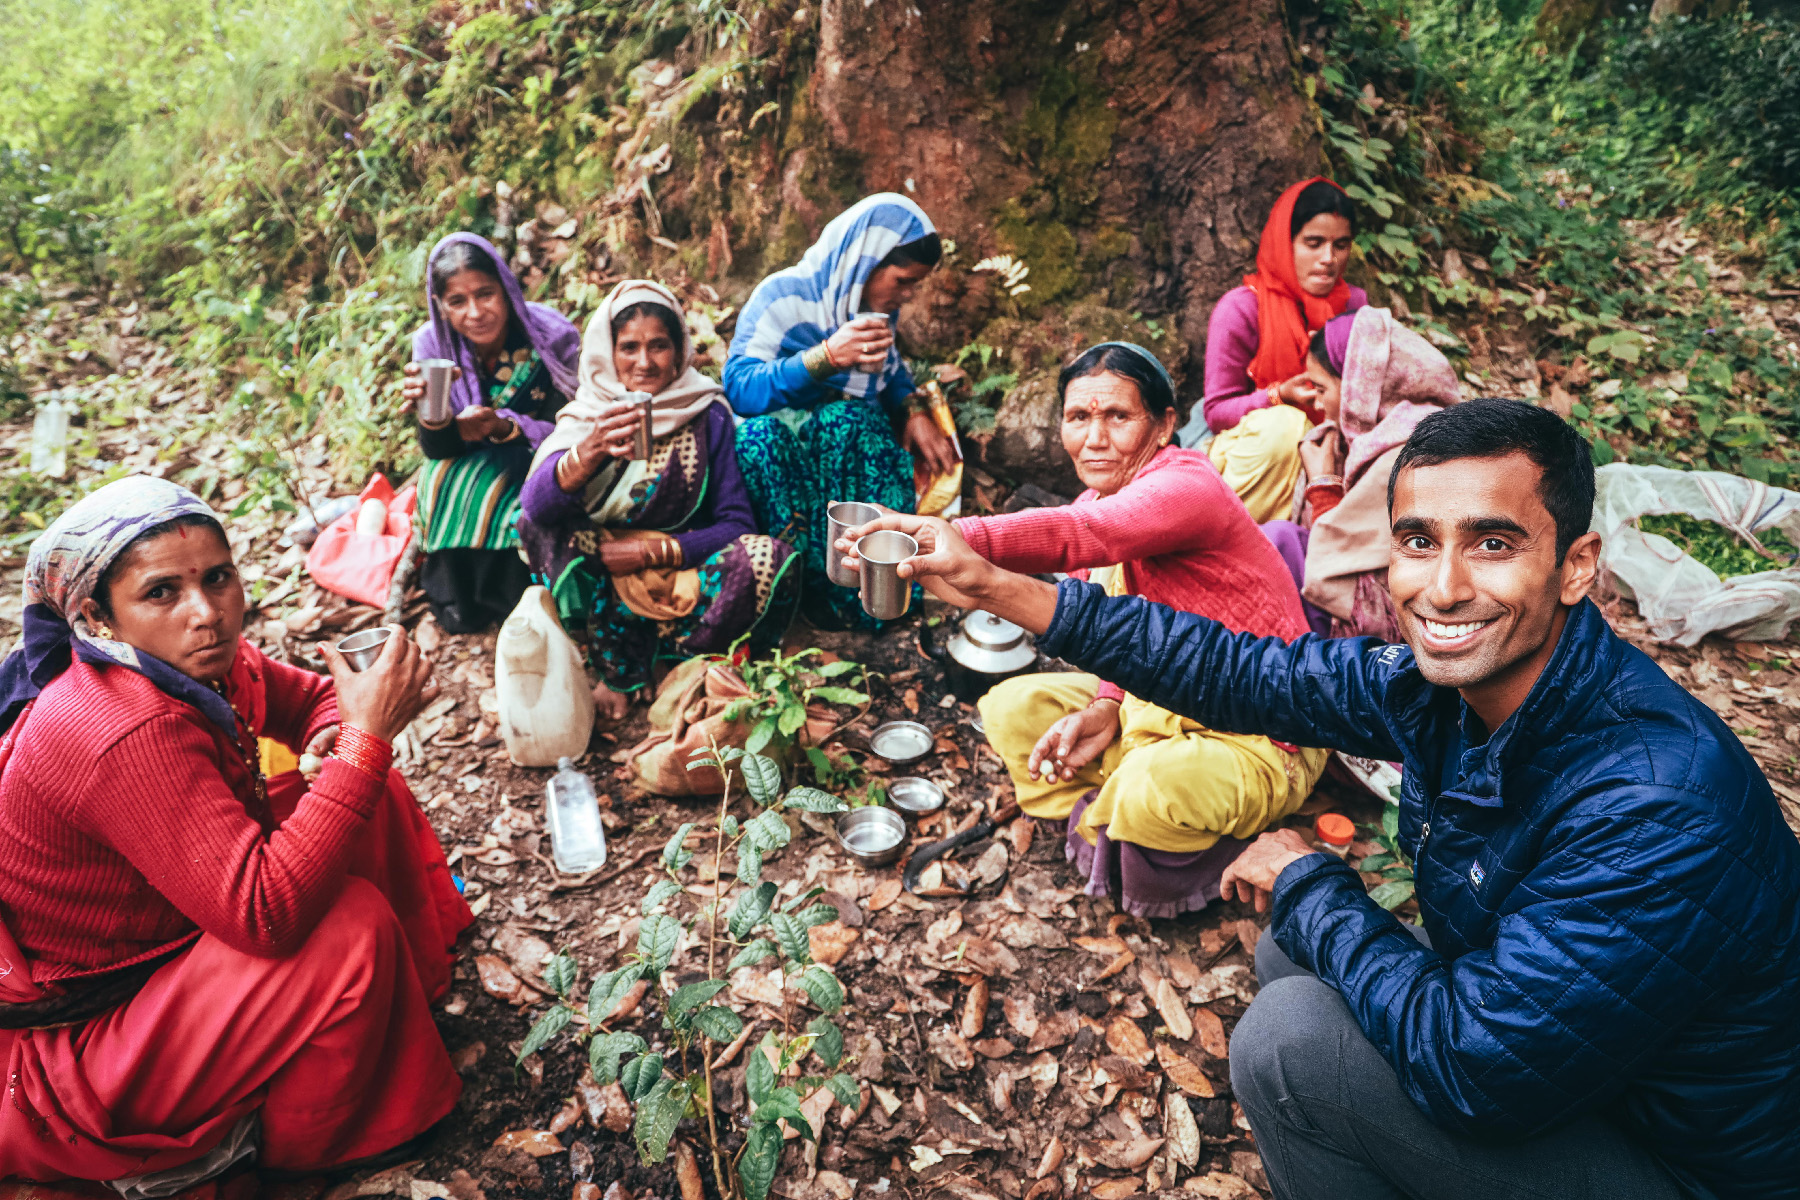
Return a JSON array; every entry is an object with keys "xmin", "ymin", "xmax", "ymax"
[{"xmin": 1231, "ymin": 926, "xmax": 1695, "ymax": 1200}]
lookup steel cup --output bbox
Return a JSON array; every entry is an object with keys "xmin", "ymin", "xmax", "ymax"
[
  {"xmin": 855, "ymin": 310, "xmax": 890, "ymax": 326},
  {"xmin": 825, "ymin": 500, "xmax": 883, "ymax": 588},
  {"xmin": 626, "ymin": 391, "xmax": 654, "ymax": 461},
  {"xmin": 336, "ymin": 626, "xmax": 395, "ymax": 672},
  {"xmin": 419, "ymin": 358, "xmax": 456, "ymax": 427},
  {"xmin": 857, "ymin": 530, "xmax": 916, "ymax": 621}
]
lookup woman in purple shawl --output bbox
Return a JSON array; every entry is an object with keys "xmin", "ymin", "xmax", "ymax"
[{"xmin": 399, "ymin": 234, "xmax": 581, "ymax": 632}]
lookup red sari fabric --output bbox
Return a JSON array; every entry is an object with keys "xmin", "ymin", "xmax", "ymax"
[
  {"xmin": 1242, "ymin": 176, "xmax": 1354, "ymax": 422},
  {"xmin": 0, "ymin": 641, "xmax": 471, "ymax": 1184}
]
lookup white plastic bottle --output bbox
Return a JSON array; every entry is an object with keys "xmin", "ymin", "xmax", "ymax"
[
  {"xmin": 494, "ymin": 585, "xmax": 595, "ymax": 766},
  {"xmin": 545, "ymin": 756, "xmax": 607, "ymax": 873},
  {"xmin": 30, "ymin": 396, "xmax": 68, "ymax": 479}
]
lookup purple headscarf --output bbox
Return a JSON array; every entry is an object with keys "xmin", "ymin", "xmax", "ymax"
[
  {"xmin": 0, "ymin": 477, "xmax": 237, "ymax": 736},
  {"xmin": 1322, "ymin": 311, "xmax": 1355, "ymax": 376},
  {"xmin": 410, "ymin": 233, "xmax": 582, "ymax": 446}
]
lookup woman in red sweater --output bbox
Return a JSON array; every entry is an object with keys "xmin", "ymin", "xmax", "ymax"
[
  {"xmin": 0, "ymin": 477, "xmax": 470, "ymax": 1189},
  {"xmin": 849, "ymin": 344, "xmax": 1327, "ymax": 917}
]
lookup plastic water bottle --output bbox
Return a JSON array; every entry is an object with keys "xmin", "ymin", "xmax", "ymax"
[
  {"xmin": 545, "ymin": 757, "xmax": 607, "ymax": 873},
  {"xmin": 30, "ymin": 397, "xmax": 68, "ymax": 479}
]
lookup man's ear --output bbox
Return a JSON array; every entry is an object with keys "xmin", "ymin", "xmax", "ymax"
[{"xmin": 1559, "ymin": 529, "xmax": 1603, "ymax": 605}]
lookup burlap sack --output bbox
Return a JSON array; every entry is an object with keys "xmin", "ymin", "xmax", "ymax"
[{"xmin": 627, "ymin": 657, "xmax": 838, "ymax": 796}]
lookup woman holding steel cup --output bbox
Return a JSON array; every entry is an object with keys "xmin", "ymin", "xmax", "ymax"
[
  {"xmin": 725, "ymin": 193, "xmax": 955, "ymax": 631},
  {"xmin": 398, "ymin": 234, "xmax": 580, "ymax": 634},
  {"xmin": 517, "ymin": 280, "xmax": 799, "ymax": 723},
  {"xmin": 838, "ymin": 343, "xmax": 1328, "ymax": 920}
]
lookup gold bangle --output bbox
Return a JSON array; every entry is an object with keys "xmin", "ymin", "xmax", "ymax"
[{"xmin": 801, "ymin": 341, "xmax": 837, "ymax": 380}]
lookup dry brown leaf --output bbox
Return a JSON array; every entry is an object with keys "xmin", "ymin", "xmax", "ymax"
[
  {"xmin": 925, "ymin": 910, "xmax": 965, "ymax": 947},
  {"xmin": 1025, "ymin": 1008, "xmax": 1077, "ymax": 1053},
  {"xmin": 1105, "ymin": 1016, "xmax": 1153, "ymax": 1065},
  {"xmin": 1073, "ymin": 935, "xmax": 1129, "ymax": 956},
  {"xmin": 962, "ymin": 977, "xmax": 990, "ymax": 1038},
  {"xmin": 547, "ymin": 1097, "xmax": 581, "ymax": 1135},
  {"xmin": 929, "ymin": 1025, "xmax": 976, "ymax": 1072},
  {"xmin": 1093, "ymin": 1054, "xmax": 1153, "ymax": 1091},
  {"xmin": 1165, "ymin": 953, "xmax": 1200, "ymax": 990},
  {"xmin": 867, "ymin": 878, "xmax": 903, "ymax": 912},
  {"xmin": 1189, "ymin": 1005, "xmax": 1228, "ymax": 1061},
  {"xmin": 572, "ymin": 1186, "xmax": 601, "ymax": 1200},
  {"xmin": 809, "ymin": 921, "xmax": 860, "ymax": 966},
  {"xmin": 995, "ymin": 913, "xmax": 1069, "ymax": 950},
  {"xmin": 1156, "ymin": 1042, "xmax": 1216, "ymax": 1098},
  {"xmin": 1154, "ymin": 978, "xmax": 1194, "ymax": 1042},
  {"xmin": 600, "ymin": 980, "xmax": 649, "ymax": 1025},
  {"xmin": 1026, "ymin": 1051, "xmax": 1061, "ymax": 1095},
  {"xmin": 1023, "ymin": 1179, "xmax": 1062, "ymax": 1200},
  {"xmin": 990, "ymin": 1069, "xmax": 1016, "ymax": 1116},
  {"xmin": 492, "ymin": 1129, "xmax": 564, "ymax": 1158},
  {"xmin": 1183, "ymin": 1173, "xmax": 1259, "ymax": 1198},
  {"xmin": 1035, "ymin": 1135, "xmax": 1066, "ymax": 1180},
  {"xmin": 973, "ymin": 1037, "xmax": 1015, "ymax": 1059},
  {"xmin": 1091, "ymin": 1178, "xmax": 1145, "ymax": 1199},
  {"xmin": 710, "ymin": 1019, "xmax": 756, "ymax": 1069},
  {"xmin": 672, "ymin": 1141, "xmax": 704, "ymax": 1200},
  {"xmin": 1234, "ymin": 919, "xmax": 1262, "ymax": 957},
  {"xmin": 474, "ymin": 956, "xmax": 530, "ymax": 1005},
  {"xmin": 1095, "ymin": 950, "xmax": 1136, "ymax": 981},
  {"xmin": 961, "ymin": 937, "xmax": 1021, "ymax": 977},
  {"xmin": 1165, "ymin": 1093, "xmax": 1201, "ymax": 1168},
  {"xmin": 1007, "ymin": 816, "xmax": 1035, "ymax": 858},
  {"xmin": 1093, "ymin": 1137, "xmax": 1165, "ymax": 1170},
  {"xmin": 903, "ymin": 688, "xmax": 921, "ymax": 714},
  {"xmin": 449, "ymin": 1041, "xmax": 486, "ymax": 1073},
  {"xmin": 1004, "ymin": 994, "xmax": 1040, "ymax": 1039},
  {"xmin": 599, "ymin": 1082, "xmax": 633, "ymax": 1133}
]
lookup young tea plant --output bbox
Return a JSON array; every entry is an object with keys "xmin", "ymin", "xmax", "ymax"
[
  {"xmin": 720, "ymin": 644, "xmax": 869, "ymax": 762},
  {"xmin": 1357, "ymin": 782, "xmax": 1416, "ymax": 911},
  {"xmin": 515, "ymin": 736, "xmax": 859, "ymax": 1200}
]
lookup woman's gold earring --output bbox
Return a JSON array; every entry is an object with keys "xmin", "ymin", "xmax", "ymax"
[{"xmin": 97, "ymin": 623, "xmax": 115, "ymax": 640}]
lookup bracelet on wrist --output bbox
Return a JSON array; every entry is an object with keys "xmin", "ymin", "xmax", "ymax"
[
  {"xmin": 330, "ymin": 723, "xmax": 393, "ymax": 780},
  {"xmin": 1090, "ymin": 696, "xmax": 1123, "ymax": 709},
  {"xmin": 1305, "ymin": 474, "xmax": 1345, "ymax": 493},
  {"xmin": 801, "ymin": 341, "xmax": 837, "ymax": 380}
]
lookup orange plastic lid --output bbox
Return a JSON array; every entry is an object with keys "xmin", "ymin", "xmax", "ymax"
[{"xmin": 1315, "ymin": 812, "xmax": 1356, "ymax": 846}]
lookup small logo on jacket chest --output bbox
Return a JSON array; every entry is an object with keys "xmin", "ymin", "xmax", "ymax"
[{"xmin": 1469, "ymin": 861, "xmax": 1486, "ymax": 888}]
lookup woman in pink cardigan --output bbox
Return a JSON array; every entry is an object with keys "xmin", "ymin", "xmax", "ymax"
[{"xmin": 955, "ymin": 343, "xmax": 1328, "ymax": 917}]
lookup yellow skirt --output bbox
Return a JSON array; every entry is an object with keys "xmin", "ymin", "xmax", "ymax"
[
  {"xmin": 1207, "ymin": 403, "xmax": 1312, "ymax": 524},
  {"xmin": 978, "ymin": 672, "xmax": 1327, "ymax": 854}
]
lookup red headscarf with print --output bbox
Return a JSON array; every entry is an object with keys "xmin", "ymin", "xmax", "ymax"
[{"xmin": 1243, "ymin": 177, "xmax": 1355, "ymax": 414}]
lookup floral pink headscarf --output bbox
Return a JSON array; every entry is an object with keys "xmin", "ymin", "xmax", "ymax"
[{"xmin": 1324, "ymin": 307, "xmax": 1462, "ymax": 488}]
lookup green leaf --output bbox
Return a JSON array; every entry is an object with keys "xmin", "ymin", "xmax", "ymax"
[
  {"xmin": 795, "ymin": 903, "xmax": 839, "ymax": 929},
  {"xmin": 815, "ymin": 660, "xmax": 862, "ymax": 678},
  {"xmin": 778, "ymin": 702, "xmax": 808, "ymax": 737},
  {"xmin": 744, "ymin": 808, "xmax": 792, "ymax": 854},
  {"xmin": 542, "ymin": 952, "xmax": 578, "ymax": 998},
  {"xmin": 633, "ymin": 1077, "xmax": 690, "ymax": 1164},
  {"xmin": 772, "ymin": 911, "xmax": 813, "ymax": 965},
  {"xmin": 695, "ymin": 1004, "xmax": 744, "ymax": 1042},
  {"xmin": 719, "ymin": 746, "xmax": 746, "ymax": 762},
  {"xmin": 798, "ymin": 965, "xmax": 844, "ymax": 1013},
  {"xmin": 589, "ymin": 1030, "xmax": 648, "ymax": 1084},
  {"xmin": 517, "ymin": 1005, "xmax": 572, "ymax": 1062},
  {"xmin": 808, "ymin": 686, "xmax": 868, "ymax": 705},
  {"xmin": 781, "ymin": 886, "xmax": 827, "ymax": 912},
  {"xmin": 746, "ymin": 1035, "xmax": 776, "ymax": 1105},
  {"xmin": 637, "ymin": 913, "xmax": 682, "ymax": 976},
  {"xmin": 662, "ymin": 822, "xmax": 697, "ymax": 871},
  {"xmin": 1359, "ymin": 853, "xmax": 1397, "ymax": 872},
  {"xmin": 746, "ymin": 716, "xmax": 778, "ymax": 754},
  {"xmin": 1369, "ymin": 879, "xmax": 1416, "ymax": 910},
  {"xmin": 729, "ymin": 938, "xmax": 778, "ymax": 972},
  {"xmin": 621, "ymin": 1051, "xmax": 664, "ymax": 1101},
  {"xmin": 1381, "ymin": 804, "xmax": 1399, "ymax": 841},
  {"xmin": 589, "ymin": 967, "xmax": 642, "ymax": 1023},
  {"xmin": 667, "ymin": 978, "xmax": 730, "ymax": 1020},
  {"xmin": 728, "ymin": 882, "xmax": 779, "ymax": 939},
  {"xmin": 742, "ymin": 752, "xmax": 783, "ymax": 806},
  {"xmin": 782, "ymin": 787, "xmax": 848, "ymax": 814},
  {"xmin": 738, "ymin": 1122, "xmax": 783, "ymax": 1200},
  {"xmin": 721, "ymin": 814, "xmax": 740, "ymax": 838},
  {"xmin": 737, "ymin": 842, "xmax": 764, "ymax": 885},
  {"xmin": 807, "ymin": 1016, "xmax": 843, "ymax": 1068},
  {"xmin": 826, "ymin": 1072, "xmax": 861, "ymax": 1107},
  {"xmin": 641, "ymin": 879, "xmax": 683, "ymax": 915}
]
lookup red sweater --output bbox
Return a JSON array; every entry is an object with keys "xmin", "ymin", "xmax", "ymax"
[
  {"xmin": 0, "ymin": 641, "xmax": 390, "ymax": 986},
  {"xmin": 957, "ymin": 447, "xmax": 1308, "ymax": 699}
]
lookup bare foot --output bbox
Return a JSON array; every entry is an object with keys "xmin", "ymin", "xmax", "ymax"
[{"xmin": 592, "ymin": 679, "xmax": 630, "ymax": 724}]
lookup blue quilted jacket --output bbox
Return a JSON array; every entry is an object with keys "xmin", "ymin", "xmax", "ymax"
[{"xmin": 1039, "ymin": 584, "xmax": 1800, "ymax": 1199}]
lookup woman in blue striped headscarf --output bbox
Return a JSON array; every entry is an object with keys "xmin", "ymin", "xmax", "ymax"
[{"xmin": 725, "ymin": 193, "xmax": 952, "ymax": 630}]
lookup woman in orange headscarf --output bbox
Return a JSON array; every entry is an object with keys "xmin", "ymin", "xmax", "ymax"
[{"xmin": 1185, "ymin": 178, "xmax": 1362, "ymax": 523}]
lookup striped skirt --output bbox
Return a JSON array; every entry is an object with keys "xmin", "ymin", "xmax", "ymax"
[{"xmin": 415, "ymin": 447, "xmax": 521, "ymax": 553}]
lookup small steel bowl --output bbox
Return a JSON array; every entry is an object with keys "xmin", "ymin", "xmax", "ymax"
[
  {"xmin": 887, "ymin": 776, "xmax": 945, "ymax": 819},
  {"xmin": 869, "ymin": 720, "xmax": 933, "ymax": 765},
  {"xmin": 837, "ymin": 806, "xmax": 907, "ymax": 868}
]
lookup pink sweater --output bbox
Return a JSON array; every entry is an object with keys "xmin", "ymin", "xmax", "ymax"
[
  {"xmin": 1203, "ymin": 284, "xmax": 1368, "ymax": 433},
  {"xmin": 956, "ymin": 447, "xmax": 1309, "ymax": 701}
]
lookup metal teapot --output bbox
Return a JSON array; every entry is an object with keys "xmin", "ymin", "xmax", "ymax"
[{"xmin": 943, "ymin": 609, "xmax": 1038, "ymax": 703}]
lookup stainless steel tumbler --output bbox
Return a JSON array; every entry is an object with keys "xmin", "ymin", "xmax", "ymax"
[
  {"xmin": 419, "ymin": 358, "xmax": 456, "ymax": 427},
  {"xmin": 825, "ymin": 500, "xmax": 883, "ymax": 587},
  {"xmin": 336, "ymin": 627, "xmax": 395, "ymax": 672},
  {"xmin": 627, "ymin": 391, "xmax": 654, "ymax": 461},
  {"xmin": 857, "ymin": 530, "xmax": 917, "ymax": 621}
]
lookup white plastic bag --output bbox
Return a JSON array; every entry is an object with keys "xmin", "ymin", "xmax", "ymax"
[{"xmin": 1591, "ymin": 463, "xmax": 1800, "ymax": 646}]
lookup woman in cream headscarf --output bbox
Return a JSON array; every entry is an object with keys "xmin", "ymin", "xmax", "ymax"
[{"xmin": 518, "ymin": 280, "xmax": 799, "ymax": 720}]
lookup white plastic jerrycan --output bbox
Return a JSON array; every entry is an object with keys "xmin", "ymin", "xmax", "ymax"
[{"xmin": 494, "ymin": 585, "xmax": 595, "ymax": 767}]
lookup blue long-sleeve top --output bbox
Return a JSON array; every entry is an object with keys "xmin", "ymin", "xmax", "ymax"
[
  {"xmin": 518, "ymin": 404, "xmax": 756, "ymax": 568},
  {"xmin": 1036, "ymin": 578, "xmax": 1800, "ymax": 1199},
  {"xmin": 722, "ymin": 350, "xmax": 917, "ymax": 417}
]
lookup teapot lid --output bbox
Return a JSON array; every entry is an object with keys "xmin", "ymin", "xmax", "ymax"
[{"xmin": 960, "ymin": 610, "xmax": 1025, "ymax": 652}]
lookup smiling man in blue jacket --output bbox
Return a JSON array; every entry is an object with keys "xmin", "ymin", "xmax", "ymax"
[{"xmin": 840, "ymin": 399, "xmax": 1800, "ymax": 1199}]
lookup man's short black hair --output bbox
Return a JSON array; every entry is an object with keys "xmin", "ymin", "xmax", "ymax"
[{"xmin": 1389, "ymin": 398, "xmax": 1596, "ymax": 564}]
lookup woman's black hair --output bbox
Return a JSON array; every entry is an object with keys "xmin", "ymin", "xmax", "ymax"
[
  {"xmin": 1057, "ymin": 344, "xmax": 1177, "ymax": 420},
  {"xmin": 1307, "ymin": 330, "xmax": 1342, "ymax": 378},
  {"xmin": 430, "ymin": 240, "xmax": 504, "ymax": 296},
  {"xmin": 610, "ymin": 300, "xmax": 683, "ymax": 349},
  {"xmin": 875, "ymin": 233, "xmax": 943, "ymax": 271},
  {"xmin": 92, "ymin": 513, "xmax": 228, "ymax": 617},
  {"xmin": 1290, "ymin": 180, "xmax": 1358, "ymax": 240}
]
